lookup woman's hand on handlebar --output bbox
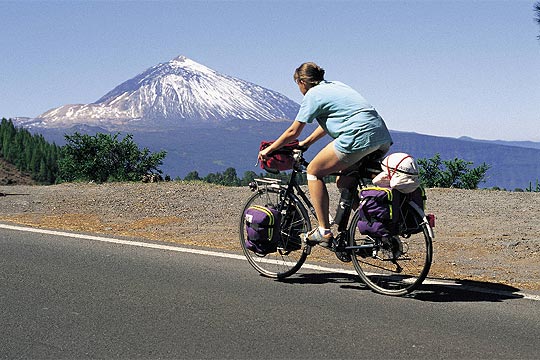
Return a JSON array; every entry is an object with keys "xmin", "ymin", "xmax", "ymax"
[
  {"xmin": 258, "ymin": 139, "xmax": 308, "ymax": 163},
  {"xmin": 297, "ymin": 140, "xmax": 309, "ymax": 152},
  {"xmin": 258, "ymin": 147, "xmax": 272, "ymax": 162}
]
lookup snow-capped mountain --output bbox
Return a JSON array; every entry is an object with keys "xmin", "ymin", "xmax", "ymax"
[{"xmin": 21, "ymin": 55, "xmax": 299, "ymax": 130}]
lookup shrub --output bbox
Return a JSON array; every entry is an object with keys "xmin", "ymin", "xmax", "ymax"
[
  {"xmin": 58, "ymin": 132, "xmax": 166, "ymax": 183},
  {"xmin": 418, "ymin": 153, "xmax": 490, "ymax": 189}
]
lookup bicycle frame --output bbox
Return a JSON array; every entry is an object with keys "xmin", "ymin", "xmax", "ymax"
[
  {"xmin": 253, "ymin": 149, "xmax": 433, "ymax": 249},
  {"xmin": 251, "ymin": 151, "xmax": 373, "ymax": 252}
]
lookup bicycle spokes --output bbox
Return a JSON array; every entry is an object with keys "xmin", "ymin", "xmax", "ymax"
[
  {"xmin": 349, "ymin": 206, "xmax": 432, "ymax": 296},
  {"xmin": 240, "ymin": 187, "xmax": 309, "ymax": 279}
]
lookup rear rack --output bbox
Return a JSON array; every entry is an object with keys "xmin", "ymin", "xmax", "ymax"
[{"xmin": 248, "ymin": 177, "xmax": 283, "ymax": 192}]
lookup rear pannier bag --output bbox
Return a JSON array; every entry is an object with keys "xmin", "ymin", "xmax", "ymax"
[
  {"xmin": 357, "ymin": 186, "xmax": 427, "ymax": 237},
  {"xmin": 396, "ymin": 187, "xmax": 427, "ymax": 234},
  {"xmin": 357, "ymin": 187, "xmax": 396, "ymax": 237},
  {"xmin": 244, "ymin": 205, "xmax": 280, "ymax": 255}
]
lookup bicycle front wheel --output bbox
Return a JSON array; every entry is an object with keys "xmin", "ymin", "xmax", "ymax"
[
  {"xmin": 239, "ymin": 188, "xmax": 310, "ymax": 279},
  {"xmin": 349, "ymin": 203, "xmax": 433, "ymax": 296}
]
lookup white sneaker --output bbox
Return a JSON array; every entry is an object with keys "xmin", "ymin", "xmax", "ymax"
[{"xmin": 301, "ymin": 229, "xmax": 334, "ymax": 248}]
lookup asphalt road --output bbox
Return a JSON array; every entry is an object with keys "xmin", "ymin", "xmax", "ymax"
[{"xmin": 1, "ymin": 224, "xmax": 539, "ymax": 359}]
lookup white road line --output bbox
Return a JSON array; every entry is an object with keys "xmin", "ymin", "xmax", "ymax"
[
  {"xmin": 0, "ymin": 223, "xmax": 246, "ymax": 260},
  {"xmin": 2, "ymin": 223, "xmax": 539, "ymax": 301}
]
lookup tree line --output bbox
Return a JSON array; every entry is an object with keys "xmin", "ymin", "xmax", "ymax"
[
  {"xmin": 0, "ymin": 118, "xmax": 165, "ymax": 184},
  {"xmin": 2, "ymin": 118, "xmax": 539, "ymax": 191},
  {"xmin": 191, "ymin": 155, "xmax": 492, "ymax": 190},
  {"xmin": 189, "ymin": 158, "xmax": 540, "ymax": 192},
  {"xmin": 0, "ymin": 118, "xmax": 61, "ymax": 183},
  {"xmin": 58, "ymin": 132, "xmax": 166, "ymax": 183},
  {"xmin": 182, "ymin": 168, "xmax": 310, "ymax": 187}
]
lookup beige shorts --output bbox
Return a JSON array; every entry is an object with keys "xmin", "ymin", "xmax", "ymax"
[{"xmin": 333, "ymin": 141, "xmax": 391, "ymax": 165}]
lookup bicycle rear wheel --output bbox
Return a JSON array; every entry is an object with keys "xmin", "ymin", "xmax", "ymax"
[
  {"xmin": 240, "ymin": 188, "xmax": 310, "ymax": 279},
  {"xmin": 349, "ymin": 203, "xmax": 433, "ymax": 296}
]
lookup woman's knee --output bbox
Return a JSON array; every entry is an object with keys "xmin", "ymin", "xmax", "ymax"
[
  {"xmin": 308, "ymin": 148, "xmax": 341, "ymax": 178},
  {"xmin": 306, "ymin": 162, "xmax": 325, "ymax": 179}
]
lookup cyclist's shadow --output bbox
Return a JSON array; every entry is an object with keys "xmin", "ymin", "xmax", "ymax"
[
  {"xmin": 278, "ymin": 273, "xmax": 528, "ymax": 302},
  {"xmin": 410, "ymin": 280, "xmax": 528, "ymax": 303},
  {"xmin": 278, "ymin": 272, "xmax": 369, "ymax": 290}
]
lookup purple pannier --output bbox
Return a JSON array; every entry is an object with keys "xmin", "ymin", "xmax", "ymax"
[
  {"xmin": 357, "ymin": 186, "xmax": 428, "ymax": 237},
  {"xmin": 357, "ymin": 187, "xmax": 395, "ymax": 237},
  {"xmin": 244, "ymin": 205, "xmax": 280, "ymax": 255},
  {"xmin": 357, "ymin": 219, "xmax": 391, "ymax": 237}
]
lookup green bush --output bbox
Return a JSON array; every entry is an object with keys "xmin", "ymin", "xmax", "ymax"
[
  {"xmin": 58, "ymin": 132, "xmax": 166, "ymax": 183},
  {"xmin": 418, "ymin": 153, "xmax": 490, "ymax": 189}
]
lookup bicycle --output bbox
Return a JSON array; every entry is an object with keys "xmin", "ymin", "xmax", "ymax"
[{"xmin": 239, "ymin": 147, "xmax": 434, "ymax": 296}]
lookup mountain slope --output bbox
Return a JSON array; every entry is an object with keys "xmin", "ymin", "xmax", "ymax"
[
  {"xmin": 390, "ymin": 131, "xmax": 540, "ymax": 189},
  {"xmin": 459, "ymin": 136, "xmax": 540, "ymax": 150},
  {"xmin": 20, "ymin": 56, "xmax": 299, "ymax": 130}
]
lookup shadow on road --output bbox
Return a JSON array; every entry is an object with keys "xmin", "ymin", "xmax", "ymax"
[
  {"xmin": 410, "ymin": 280, "xmax": 526, "ymax": 302},
  {"xmin": 278, "ymin": 272, "xmax": 530, "ymax": 302},
  {"xmin": 278, "ymin": 272, "xmax": 368, "ymax": 290}
]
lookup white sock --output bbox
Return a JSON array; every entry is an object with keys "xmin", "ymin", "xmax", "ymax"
[{"xmin": 319, "ymin": 227, "xmax": 332, "ymax": 236}]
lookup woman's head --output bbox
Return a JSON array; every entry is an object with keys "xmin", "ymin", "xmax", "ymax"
[{"xmin": 293, "ymin": 62, "xmax": 325, "ymax": 90}]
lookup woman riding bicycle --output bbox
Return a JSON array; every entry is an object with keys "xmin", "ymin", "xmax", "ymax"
[{"xmin": 258, "ymin": 62, "xmax": 393, "ymax": 247}]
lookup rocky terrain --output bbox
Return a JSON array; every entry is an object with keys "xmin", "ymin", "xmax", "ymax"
[{"xmin": 1, "ymin": 182, "xmax": 539, "ymax": 292}]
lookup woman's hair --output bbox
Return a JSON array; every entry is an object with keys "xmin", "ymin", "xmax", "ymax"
[{"xmin": 293, "ymin": 62, "xmax": 325, "ymax": 86}]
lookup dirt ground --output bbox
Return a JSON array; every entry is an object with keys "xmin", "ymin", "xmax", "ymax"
[
  {"xmin": 1, "ymin": 182, "xmax": 539, "ymax": 292},
  {"xmin": 0, "ymin": 159, "xmax": 36, "ymax": 186}
]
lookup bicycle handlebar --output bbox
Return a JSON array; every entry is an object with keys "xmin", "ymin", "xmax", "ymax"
[{"xmin": 257, "ymin": 143, "xmax": 309, "ymax": 174}]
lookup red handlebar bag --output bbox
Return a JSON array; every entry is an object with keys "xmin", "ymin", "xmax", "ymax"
[{"xmin": 259, "ymin": 139, "xmax": 299, "ymax": 171}]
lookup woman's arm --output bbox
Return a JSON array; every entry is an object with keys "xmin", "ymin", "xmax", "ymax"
[
  {"xmin": 258, "ymin": 121, "xmax": 305, "ymax": 160},
  {"xmin": 299, "ymin": 125, "xmax": 327, "ymax": 149}
]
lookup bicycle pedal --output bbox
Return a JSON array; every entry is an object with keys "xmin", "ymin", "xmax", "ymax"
[
  {"xmin": 301, "ymin": 237, "xmax": 320, "ymax": 247},
  {"xmin": 335, "ymin": 251, "xmax": 351, "ymax": 263}
]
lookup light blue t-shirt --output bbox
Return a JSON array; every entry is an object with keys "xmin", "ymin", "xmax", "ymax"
[{"xmin": 295, "ymin": 81, "xmax": 392, "ymax": 153}]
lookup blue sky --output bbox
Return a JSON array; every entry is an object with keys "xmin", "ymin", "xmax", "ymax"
[{"xmin": 1, "ymin": 0, "xmax": 539, "ymax": 141}]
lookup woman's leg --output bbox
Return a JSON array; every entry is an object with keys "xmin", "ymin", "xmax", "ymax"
[
  {"xmin": 306, "ymin": 142, "xmax": 348, "ymax": 230},
  {"xmin": 306, "ymin": 141, "xmax": 392, "ymax": 239}
]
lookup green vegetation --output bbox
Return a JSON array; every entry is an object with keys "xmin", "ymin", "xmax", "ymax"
[
  {"xmin": 417, "ymin": 153, "xmax": 490, "ymax": 190},
  {"xmin": 0, "ymin": 119, "xmax": 167, "ymax": 184},
  {"xmin": 181, "ymin": 167, "xmax": 305, "ymax": 186},
  {"xmin": 2, "ymin": 118, "xmax": 538, "ymax": 191},
  {"xmin": 0, "ymin": 118, "xmax": 61, "ymax": 184},
  {"xmin": 193, "ymin": 154, "xmax": 492, "ymax": 189},
  {"xmin": 58, "ymin": 132, "xmax": 166, "ymax": 183},
  {"xmin": 525, "ymin": 179, "xmax": 540, "ymax": 192}
]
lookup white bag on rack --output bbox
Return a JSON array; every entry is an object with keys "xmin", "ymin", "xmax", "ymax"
[{"xmin": 373, "ymin": 152, "xmax": 420, "ymax": 193}]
